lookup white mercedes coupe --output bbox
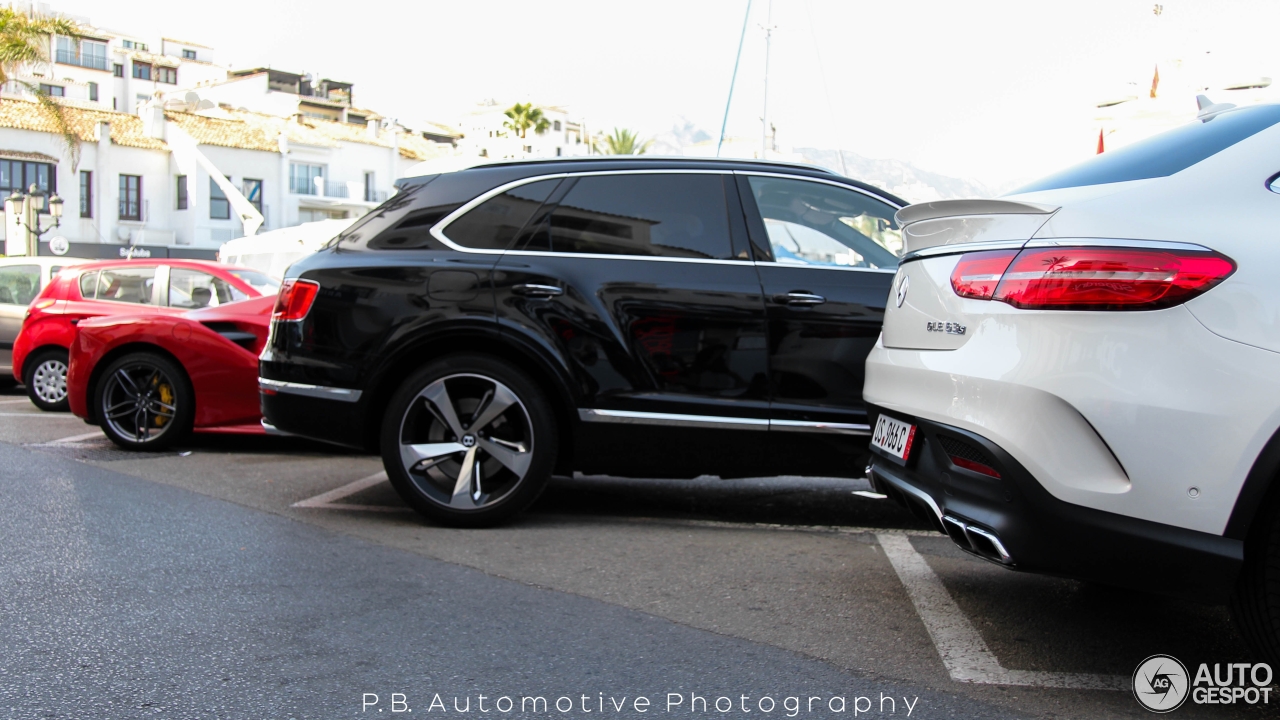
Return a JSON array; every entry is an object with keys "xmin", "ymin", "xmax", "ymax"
[{"xmin": 863, "ymin": 101, "xmax": 1280, "ymax": 662}]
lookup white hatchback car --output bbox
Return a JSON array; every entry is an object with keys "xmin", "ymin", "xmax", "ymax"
[{"xmin": 864, "ymin": 102, "xmax": 1280, "ymax": 662}]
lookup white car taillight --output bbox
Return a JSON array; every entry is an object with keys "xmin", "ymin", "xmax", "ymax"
[{"xmin": 950, "ymin": 247, "xmax": 1235, "ymax": 310}]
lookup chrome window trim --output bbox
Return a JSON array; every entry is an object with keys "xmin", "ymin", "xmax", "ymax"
[
  {"xmin": 429, "ymin": 168, "xmax": 905, "ymax": 267},
  {"xmin": 752, "ymin": 261, "xmax": 896, "ymax": 275},
  {"xmin": 578, "ymin": 408, "xmax": 869, "ymax": 435},
  {"xmin": 259, "ymin": 377, "xmax": 363, "ymax": 403},
  {"xmin": 901, "ymin": 237, "xmax": 1216, "ymax": 264}
]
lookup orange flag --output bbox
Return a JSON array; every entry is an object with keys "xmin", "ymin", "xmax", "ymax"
[{"xmin": 1097, "ymin": 128, "xmax": 1105, "ymax": 154}]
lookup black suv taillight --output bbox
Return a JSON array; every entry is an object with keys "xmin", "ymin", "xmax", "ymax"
[{"xmin": 272, "ymin": 279, "xmax": 319, "ymax": 321}]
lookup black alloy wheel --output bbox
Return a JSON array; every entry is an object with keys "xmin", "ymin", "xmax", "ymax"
[
  {"xmin": 95, "ymin": 352, "xmax": 195, "ymax": 451},
  {"xmin": 23, "ymin": 348, "xmax": 70, "ymax": 412},
  {"xmin": 381, "ymin": 354, "xmax": 557, "ymax": 527}
]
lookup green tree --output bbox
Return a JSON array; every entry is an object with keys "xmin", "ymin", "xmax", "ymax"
[
  {"xmin": 599, "ymin": 128, "xmax": 652, "ymax": 155},
  {"xmin": 0, "ymin": 8, "xmax": 83, "ymax": 168},
  {"xmin": 502, "ymin": 102, "xmax": 550, "ymax": 139}
]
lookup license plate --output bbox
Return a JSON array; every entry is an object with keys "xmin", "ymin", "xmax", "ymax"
[{"xmin": 871, "ymin": 414, "xmax": 917, "ymax": 462}]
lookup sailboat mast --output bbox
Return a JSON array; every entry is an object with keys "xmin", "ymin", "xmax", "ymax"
[{"xmin": 761, "ymin": 0, "xmax": 773, "ymax": 158}]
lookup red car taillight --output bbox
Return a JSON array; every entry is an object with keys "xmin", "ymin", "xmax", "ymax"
[
  {"xmin": 272, "ymin": 279, "xmax": 320, "ymax": 321},
  {"xmin": 951, "ymin": 246, "xmax": 1235, "ymax": 310}
]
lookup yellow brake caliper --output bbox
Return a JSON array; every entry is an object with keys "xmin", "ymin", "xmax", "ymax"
[{"xmin": 155, "ymin": 381, "xmax": 174, "ymax": 427}]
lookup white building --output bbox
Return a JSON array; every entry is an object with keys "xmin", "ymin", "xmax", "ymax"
[
  {"xmin": 3, "ymin": 9, "xmax": 228, "ymax": 114},
  {"xmin": 0, "ymin": 95, "xmax": 451, "ymax": 258},
  {"xmin": 456, "ymin": 101, "xmax": 589, "ymax": 160}
]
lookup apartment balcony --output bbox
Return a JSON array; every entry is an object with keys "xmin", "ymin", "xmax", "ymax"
[
  {"xmin": 54, "ymin": 49, "xmax": 108, "ymax": 71},
  {"xmin": 292, "ymin": 177, "xmax": 384, "ymax": 204}
]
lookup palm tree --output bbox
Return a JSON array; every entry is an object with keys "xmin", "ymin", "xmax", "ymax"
[
  {"xmin": 0, "ymin": 8, "xmax": 83, "ymax": 167},
  {"xmin": 502, "ymin": 103, "xmax": 550, "ymax": 139},
  {"xmin": 599, "ymin": 128, "xmax": 652, "ymax": 155}
]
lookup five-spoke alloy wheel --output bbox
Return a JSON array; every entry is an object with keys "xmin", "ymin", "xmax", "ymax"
[
  {"xmin": 381, "ymin": 355, "xmax": 557, "ymax": 527},
  {"xmin": 95, "ymin": 352, "xmax": 195, "ymax": 450},
  {"xmin": 23, "ymin": 348, "xmax": 71, "ymax": 412}
]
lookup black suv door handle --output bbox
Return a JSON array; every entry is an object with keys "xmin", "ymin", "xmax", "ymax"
[
  {"xmin": 512, "ymin": 283, "xmax": 564, "ymax": 298},
  {"xmin": 772, "ymin": 291, "xmax": 826, "ymax": 306}
]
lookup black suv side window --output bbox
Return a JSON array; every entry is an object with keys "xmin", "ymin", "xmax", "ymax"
[
  {"xmin": 522, "ymin": 173, "xmax": 735, "ymax": 260},
  {"xmin": 445, "ymin": 179, "xmax": 560, "ymax": 251}
]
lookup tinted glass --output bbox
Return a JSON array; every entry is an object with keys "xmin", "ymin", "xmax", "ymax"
[
  {"xmin": 0, "ymin": 264, "xmax": 38, "ymax": 305},
  {"xmin": 95, "ymin": 266, "xmax": 157, "ymax": 305},
  {"xmin": 747, "ymin": 177, "xmax": 901, "ymax": 269},
  {"xmin": 1017, "ymin": 104, "xmax": 1280, "ymax": 194},
  {"xmin": 78, "ymin": 270, "xmax": 98, "ymax": 299},
  {"xmin": 445, "ymin": 179, "xmax": 560, "ymax": 250},
  {"xmin": 169, "ymin": 268, "xmax": 241, "ymax": 308},
  {"xmin": 529, "ymin": 174, "xmax": 734, "ymax": 259}
]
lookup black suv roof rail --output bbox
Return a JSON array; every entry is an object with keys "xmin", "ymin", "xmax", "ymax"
[{"xmin": 469, "ymin": 155, "xmax": 839, "ymax": 176}]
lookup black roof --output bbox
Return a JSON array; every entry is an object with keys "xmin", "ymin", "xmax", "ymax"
[{"xmin": 397, "ymin": 156, "xmax": 906, "ymax": 207}]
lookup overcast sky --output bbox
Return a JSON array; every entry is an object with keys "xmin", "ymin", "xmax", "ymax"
[{"xmin": 55, "ymin": 0, "xmax": 1279, "ymax": 189}]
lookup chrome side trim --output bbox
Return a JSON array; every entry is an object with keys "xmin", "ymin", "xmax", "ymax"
[
  {"xmin": 577, "ymin": 409, "xmax": 870, "ymax": 436},
  {"xmin": 752, "ymin": 261, "xmax": 896, "ymax": 274},
  {"xmin": 770, "ymin": 419, "xmax": 871, "ymax": 436},
  {"xmin": 259, "ymin": 378, "xmax": 363, "ymax": 403},
  {"xmin": 577, "ymin": 408, "xmax": 768, "ymax": 431}
]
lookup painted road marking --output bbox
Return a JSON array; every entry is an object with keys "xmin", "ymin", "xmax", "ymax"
[
  {"xmin": 37, "ymin": 430, "xmax": 106, "ymax": 445},
  {"xmin": 876, "ymin": 533, "xmax": 1127, "ymax": 691},
  {"xmin": 0, "ymin": 398, "xmax": 32, "ymax": 405},
  {"xmin": 292, "ymin": 471, "xmax": 410, "ymax": 512},
  {"xmin": 0, "ymin": 412, "xmax": 82, "ymax": 417}
]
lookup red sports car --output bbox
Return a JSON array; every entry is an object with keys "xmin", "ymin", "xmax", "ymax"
[
  {"xmin": 14, "ymin": 258, "xmax": 275, "ymax": 411},
  {"xmin": 67, "ymin": 295, "xmax": 274, "ymax": 450}
]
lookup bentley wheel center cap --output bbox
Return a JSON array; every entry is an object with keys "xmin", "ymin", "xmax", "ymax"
[{"xmin": 461, "ymin": 434, "xmax": 477, "ymax": 448}]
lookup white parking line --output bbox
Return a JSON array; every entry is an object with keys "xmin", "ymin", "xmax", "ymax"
[
  {"xmin": 43, "ymin": 430, "xmax": 106, "ymax": 445},
  {"xmin": 0, "ymin": 398, "xmax": 31, "ymax": 405},
  {"xmin": 876, "ymin": 533, "xmax": 1127, "ymax": 691},
  {"xmin": 291, "ymin": 471, "xmax": 410, "ymax": 512},
  {"xmin": 0, "ymin": 412, "xmax": 81, "ymax": 417}
]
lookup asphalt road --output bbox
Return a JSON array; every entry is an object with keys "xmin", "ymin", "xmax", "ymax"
[{"xmin": 0, "ymin": 386, "xmax": 1271, "ymax": 719}]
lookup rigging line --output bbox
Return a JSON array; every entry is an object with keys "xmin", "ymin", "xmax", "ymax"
[
  {"xmin": 804, "ymin": 0, "xmax": 848, "ymax": 176},
  {"xmin": 717, "ymin": 0, "xmax": 754, "ymax": 157}
]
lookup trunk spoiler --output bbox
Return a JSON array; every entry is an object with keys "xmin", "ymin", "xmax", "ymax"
[{"xmin": 895, "ymin": 199, "xmax": 1059, "ymax": 227}]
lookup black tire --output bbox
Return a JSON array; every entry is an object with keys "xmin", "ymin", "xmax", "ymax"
[
  {"xmin": 1230, "ymin": 498, "xmax": 1280, "ymax": 666},
  {"xmin": 95, "ymin": 351, "xmax": 195, "ymax": 451},
  {"xmin": 380, "ymin": 354, "xmax": 558, "ymax": 527},
  {"xmin": 23, "ymin": 348, "xmax": 70, "ymax": 412}
]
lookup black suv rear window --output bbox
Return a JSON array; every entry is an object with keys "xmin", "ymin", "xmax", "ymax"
[
  {"xmin": 1015, "ymin": 104, "xmax": 1280, "ymax": 194},
  {"xmin": 520, "ymin": 173, "xmax": 735, "ymax": 260}
]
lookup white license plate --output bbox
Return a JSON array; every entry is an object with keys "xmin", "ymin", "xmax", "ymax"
[{"xmin": 871, "ymin": 414, "xmax": 917, "ymax": 461}]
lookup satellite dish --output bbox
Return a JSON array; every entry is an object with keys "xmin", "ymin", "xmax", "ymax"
[
  {"xmin": 196, "ymin": 99, "xmax": 215, "ymax": 110},
  {"xmin": 184, "ymin": 91, "xmax": 200, "ymax": 104}
]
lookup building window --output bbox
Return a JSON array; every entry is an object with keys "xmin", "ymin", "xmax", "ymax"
[
  {"xmin": 363, "ymin": 172, "xmax": 375, "ymax": 202},
  {"xmin": 55, "ymin": 37, "xmax": 108, "ymax": 70},
  {"xmin": 132, "ymin": 61, "xmax": 152, "ymax": 81},
  {"xmin": 242, "ymin": 178, "xmax": 263, "ymax": 212},
  {"xmin": 176, "ymin": 175, "xmax": 188, "ymax": 210},
  {"xmin": 80, "ymin": 171, "xmax": 92, "ymax": 218},
  {"xmin": 38, "ymin": 84, "xmax": 64, "ymax": 97},
  {"xmin": 88, "ymin": 82, "xmax": 98, "ymax": 102},
  {"xmin": 210, "ymin": 177, "xmax": 230, "ymax": 220},
  {"xmin": 155, "ymin": 66, "xmax": 177, "ymax": 84},
  {"xmin": 182, "ymin": 49, "xmax": 197, "ymax": 60},
  {"xmin": 553, "ymin": 120, "xmax": 562, "ymax": 131},
  {"xmin": 289, "ymin": 163, "xmax": 323, "ymax": 195},
  {"xmin": 113, "ymin": 63, "xmax": 123, "ymax": 77},
  {"xmin": 0, "ymin": 160, "xmax": 55, "ymax": 195},
  {"xmin": 119, "ymin": 175, "xmax": 142, "ymax": 221},
  {"xmin": 122, "ymin": 39, "xmax": 148, "ymax": 52}
]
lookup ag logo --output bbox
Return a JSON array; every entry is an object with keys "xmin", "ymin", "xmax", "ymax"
[
  {"xmin": 1133, "ymin": 654, "xmax": 1189, "ymax": 713},
  {"xmin": 895, "ymin": 274, "xmax": 909, "ymax": 308}
]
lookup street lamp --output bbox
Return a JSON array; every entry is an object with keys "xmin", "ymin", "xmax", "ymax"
[{"xmin": 4, "ymin": 183, "xmax": 62, "ymax": 256}]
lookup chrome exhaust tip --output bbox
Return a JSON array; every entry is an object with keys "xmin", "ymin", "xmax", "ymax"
[{"xmin": 942, "ymin": 514, "xmax": 1014, "ymax": 565}]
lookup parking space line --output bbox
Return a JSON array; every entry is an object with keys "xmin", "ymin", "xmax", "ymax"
[
  {"xmin": 0, "ymin": 398, "xmax": 31, "ymax": 405},
  {"xmin": 292, "ymin": 471, "xmax": 409, "ymax": 511},
  {"xmin": 36, "ymin": 431, "xmax": 106, "ymax": 445},
  {"xmin": 0, "ymin": 412, "xmax": 82, "ymax": 417},
  {"xmin": 876, "ymin": 533, "xmax": 1127, "ymax": 691}
]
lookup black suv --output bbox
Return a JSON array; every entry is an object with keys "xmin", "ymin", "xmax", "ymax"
[{"xmin": 260, "ymin": 157, "xmax": 906, "ymax": 525}]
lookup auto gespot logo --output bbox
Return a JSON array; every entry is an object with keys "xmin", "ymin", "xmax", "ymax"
[{"xmin": 1132, "ymin": 654, "xmax": 1273, "ymax": 712}]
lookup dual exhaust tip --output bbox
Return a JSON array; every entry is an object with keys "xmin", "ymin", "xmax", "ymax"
[{"xmin": 942, "ymin": 515, "xmax": 1014, "ymax": 565}]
